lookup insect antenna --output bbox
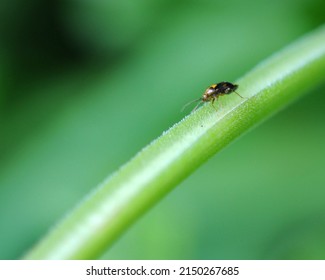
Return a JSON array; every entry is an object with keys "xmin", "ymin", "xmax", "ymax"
[
  {"xmin": 234, "ymin": 91, "xmax": 244, "ymax": 98},
  {"xmin": 181, "ymin": 98, "xmax": 202, "ymax": 112}
]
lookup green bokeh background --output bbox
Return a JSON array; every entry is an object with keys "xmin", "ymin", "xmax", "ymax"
[{"xmin": 0, "ymin": 0, "xmax": 324, "ymax": 259}]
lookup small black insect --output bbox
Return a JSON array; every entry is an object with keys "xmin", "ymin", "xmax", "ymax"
[{"xmin": 182, "ymin": 82, "xmax": 243, "ymax": 112}]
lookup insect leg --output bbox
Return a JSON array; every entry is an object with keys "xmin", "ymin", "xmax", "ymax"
[
  {"xmin": 191, "ymin": 100, "xmax": 203, "ymax": 112},
  {"xmin": 181, "ymin": 98, "xmax": 202, "ymax": 112},
  {"xmin": 234, "ymin": 91, "xmax": 244, "ymax": 98},
  {"xmin": 211, "ymin": 97, "xmax": 218, "ymax": 111}
]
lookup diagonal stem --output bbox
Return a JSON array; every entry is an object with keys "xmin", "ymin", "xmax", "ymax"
[{"xmin": 24, "ymin": 25, "xmax": 325, "ymax": 260}]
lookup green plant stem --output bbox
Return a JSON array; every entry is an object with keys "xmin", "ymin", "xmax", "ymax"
[{"xmin": 24, "ymin": 25, "xmax": 325, "ymax": 259}]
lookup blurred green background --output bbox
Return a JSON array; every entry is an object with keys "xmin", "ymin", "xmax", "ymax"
[{"xmin": 0, "ymin": 0, "xmax": 325, "ymax": 259}]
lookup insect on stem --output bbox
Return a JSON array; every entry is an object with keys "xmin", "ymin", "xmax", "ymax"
[{"xmin": 182, "ymin": 82, "xmax": 242, "ymax": 113}]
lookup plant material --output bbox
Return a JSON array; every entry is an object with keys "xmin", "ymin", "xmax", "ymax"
[{"xmin": 24, "ymin": 25, "xmax": 325, "ymax": 259}]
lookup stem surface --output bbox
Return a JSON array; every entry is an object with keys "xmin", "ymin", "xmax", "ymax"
[{"xmin": 25, "ymin": 25, "xmax": 325, "ymax": 260}]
